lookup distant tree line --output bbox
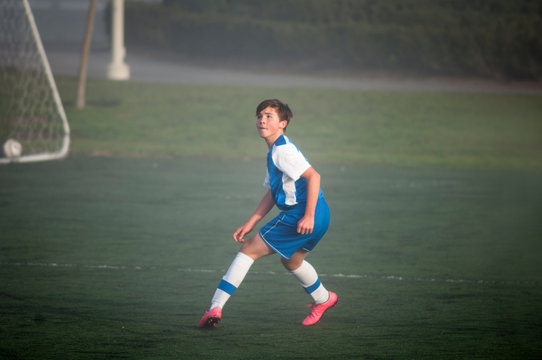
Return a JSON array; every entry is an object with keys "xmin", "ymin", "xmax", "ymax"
[{"xmin": 123, "ymin": 0, "xmax": 542, "ymax": 80}]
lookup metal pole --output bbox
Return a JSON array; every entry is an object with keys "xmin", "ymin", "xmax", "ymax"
[{"xmin": 107, "ymin": 0, "xmax": 130, "ymax": 80}]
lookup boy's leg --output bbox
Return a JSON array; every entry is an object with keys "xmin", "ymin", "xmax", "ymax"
[
  {"xmin": 199, "ymin": 234, "xmax": 274, "ymax": 328},
  {"xmin": 283, "ymin": 250, "xmax": 338, "ymax": 326},
  {"xmin": 209, "ymin": 251, "xmax": 254, "ymax": 310},
  {"xmin": 282, "ymin": 251, "xmax": 329, "ymax": 304},
  {"xmin": 210, "ymin": 233, "xmax": 274, "ymax": 309}
]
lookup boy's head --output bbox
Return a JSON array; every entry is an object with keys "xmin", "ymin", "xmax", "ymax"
[{"xmin": 256, "ymin": 99, "xmax": 293, "ymax": 132}]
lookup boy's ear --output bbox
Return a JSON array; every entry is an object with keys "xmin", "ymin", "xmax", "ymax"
[{"xmin": 279, "ymin": 120, "xmax": 287, "ymax": 129}]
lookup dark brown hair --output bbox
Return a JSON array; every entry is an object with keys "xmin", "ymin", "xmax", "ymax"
[{"xmin": 256, "ymin": 99, "xmax": 293, "ymax": 131}]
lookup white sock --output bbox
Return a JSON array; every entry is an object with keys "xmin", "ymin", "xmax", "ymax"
[
  {"xmin": 210, "ymin": 252, "xmax": 254, "ymax": 310},
  {"xmin": 290, "ymin": 260, "xmax": 329, "ymax": 304}
]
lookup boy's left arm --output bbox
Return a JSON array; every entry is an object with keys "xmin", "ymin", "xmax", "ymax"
[{"xmin": 297, "ymin": 167, "xmax": 320, "ymax": 235}]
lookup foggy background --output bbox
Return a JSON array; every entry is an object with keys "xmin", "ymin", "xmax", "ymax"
[{"xmin": 28, "ymin": 0, "xmax": 542, "ymax": 93}]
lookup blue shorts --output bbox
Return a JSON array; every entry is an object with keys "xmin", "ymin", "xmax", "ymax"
[{"xmin": 259, "ymin": 196, "xmax": 330, "ymax": 259}]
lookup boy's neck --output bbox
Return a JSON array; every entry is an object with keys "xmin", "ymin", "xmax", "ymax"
[{"xmin": 265, "ymin": 132, "xmax": 284, "ymax": 149}]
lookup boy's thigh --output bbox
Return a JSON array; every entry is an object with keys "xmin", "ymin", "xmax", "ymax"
[
  {"xmin": 240, "ymin": 233, "xmax": 275, "ymax": 260},
  {"xmin": 281, "ymin": 249, "xmax": 309, "ymax": 271}
]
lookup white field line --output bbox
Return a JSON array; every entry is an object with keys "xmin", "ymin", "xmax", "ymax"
[{"xmin": 2, "ymin": 261, "xmax": 539, "ymax": 286}]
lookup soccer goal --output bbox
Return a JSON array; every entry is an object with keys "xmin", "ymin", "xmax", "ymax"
[{"xmin": 0, "ymin": 0, "xmax": 70, "ymax": 164}]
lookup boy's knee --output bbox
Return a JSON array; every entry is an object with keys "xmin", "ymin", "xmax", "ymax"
[
  {"xmin": 240, "ymin": 234, "xmax": 273, "ymax": 260},
  {"xmin": 281, "ymin": 257, "xmax": 302, "ymax": 272},
  {"xmin": 281, "ymin": 250, "xmax": 309, "ymax": 271}
]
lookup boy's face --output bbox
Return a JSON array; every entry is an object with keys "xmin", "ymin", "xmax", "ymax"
[{"xmin": 256, "ymin": 106, "xmax": 287, "ymax": 143}]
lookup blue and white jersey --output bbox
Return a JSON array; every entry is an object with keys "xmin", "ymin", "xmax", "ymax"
[{"xmin": 264, "ymin": 135, "xmax": 319, "ymax": 211}]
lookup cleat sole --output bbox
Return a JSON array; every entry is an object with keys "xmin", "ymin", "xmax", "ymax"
[{"xmin": 204, "ymin": 316, "xmax": 220, "ymax": 328}]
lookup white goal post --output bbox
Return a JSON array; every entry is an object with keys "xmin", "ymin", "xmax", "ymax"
[{"xmin": 0, "ymin": 0, "xmax": 70, "ymax": 164}]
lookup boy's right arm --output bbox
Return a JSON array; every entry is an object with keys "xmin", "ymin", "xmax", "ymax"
[{"xmin": 233, "ymin": 190, "xmax": 274, "ymax": 243}]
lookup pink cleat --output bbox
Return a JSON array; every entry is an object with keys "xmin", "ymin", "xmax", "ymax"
[
  {"xmin": 198, "ymin": 307, "xmax": 222, "ymax": 328},
  {"xmin": 302, "ymin": 291, "xmax": 338, "ymax": 326}
]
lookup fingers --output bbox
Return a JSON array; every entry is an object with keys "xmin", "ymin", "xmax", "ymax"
[
  {"xmin": 297, "ymin": 218, "xmax": 314, "ymax": 235},
  {"xmin": 297, "ymin": 227, "xmax": 313, "ymax": 235},
  {"xmin": 233, "ymin": 227, "xmax": 246, "ymax": 243}
]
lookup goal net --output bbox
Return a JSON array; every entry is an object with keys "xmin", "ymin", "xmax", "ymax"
[{"xmin": 0, "ymin": 0, "xmax": 70, "ymax": 164}]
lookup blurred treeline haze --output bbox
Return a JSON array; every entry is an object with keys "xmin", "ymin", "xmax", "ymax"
[{"xmin": 122, "ymin": 0, "xmax": 542, "ymax": 80}]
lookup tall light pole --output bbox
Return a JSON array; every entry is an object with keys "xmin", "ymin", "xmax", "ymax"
[{"xmin": 108, "ymin": 0, "xmax": 130, "ymax": 80}]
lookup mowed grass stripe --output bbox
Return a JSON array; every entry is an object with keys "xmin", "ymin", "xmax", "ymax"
[
  {"xmin": 3, "ymin": 261, "xmax": 542, "ymax": 287},
  {"xmin": 56, "ymin": 77, "xmax": 542, "ymax": 169}
]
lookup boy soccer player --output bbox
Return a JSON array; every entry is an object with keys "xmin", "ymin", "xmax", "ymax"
[{"xmin": 199, "ymin": 99, "xmax": 337, "ymax": 328}]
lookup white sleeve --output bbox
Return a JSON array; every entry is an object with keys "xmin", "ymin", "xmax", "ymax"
[{"xmin": 272, "ymin": 143, "xmax": 311, "ymax": 181}]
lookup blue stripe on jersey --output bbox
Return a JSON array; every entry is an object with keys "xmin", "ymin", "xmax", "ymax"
[
  {"xmin": 218, "ymin": 279, "xmax": 237, "ymax": 295},
  {"xmin": 274, "ymin": 134, "xmax": 288, "ymax": 147},
  {"xmin": 305, "ymin": 278, "xmax": 321, "ymax": 294}
]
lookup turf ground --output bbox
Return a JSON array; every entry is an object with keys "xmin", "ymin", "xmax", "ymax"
[{"xmin": 1, "ymin": 78, "xmax": 542, "ymax": 359}]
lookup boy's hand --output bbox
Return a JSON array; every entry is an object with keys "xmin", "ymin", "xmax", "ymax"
[
  {"xmin": 233, "ymin": 223, "xmax": 254, "ymax": 243},
  {"xmin": 297, "ymin": 215, "xmax": 314, "ymax": 235}
]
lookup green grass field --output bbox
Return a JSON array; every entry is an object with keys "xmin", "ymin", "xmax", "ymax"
[
  {"xmin": 59, "ymin": 77, "xmax": 542, "ymax": 169},
  {"xmin": 1, "ymin": 78, "xmax": 542, "ymax": 359}
]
